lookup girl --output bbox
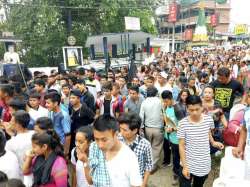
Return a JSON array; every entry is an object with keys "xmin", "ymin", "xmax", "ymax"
[
  {"xmin": 23, "ymin": 130, "xmax": 68, "ymax": 187},
  {"xmin": 71, "ymin": 126, "xmax": 94, "ymax": 187}
]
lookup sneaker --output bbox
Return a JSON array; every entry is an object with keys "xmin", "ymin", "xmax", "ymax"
[
  {"xmin": 162, "ymin": 162, "xmax": 172, "ymax": 168},
  {"xmin": 172, "ymin": 175, "xmax": 178, "ymax": 186}
]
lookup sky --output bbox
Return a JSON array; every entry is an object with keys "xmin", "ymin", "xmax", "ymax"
[{"xmin": 230, "ymin": 0, "xmax": 250, "ymax": 26}]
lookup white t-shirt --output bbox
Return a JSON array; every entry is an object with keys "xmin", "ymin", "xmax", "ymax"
[
  {"xmin": 0, "ymin": 150, "xmax": 21, "ymax": 179},
  {"xmin": 29, "ymin": 106, "xmax": 49, "ymax": 121},
  {"xmin": 5, "ymin": 131, "xmax": 35, "ymax": 179},
  {"xmin": 71, "ymin": 149, "xmax": 93, "ymax": 187},
  {"xmin": 106, "ymin": 143, "xmax": 142, "ymax": 187}
]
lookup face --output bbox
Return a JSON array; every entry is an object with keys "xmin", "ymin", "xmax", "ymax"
[
  {"xmin": 188, "ymin": 79, "xmax": 195, "ymax": 87},
  {"xmin": 29, "ymin": 98, "xmax": 40, "ymax": 109},
  {"xmin": 75, "ymin": 83, "xmax": 85, "ymax": 92},
  {"xmin": 180, "ymin": 91, "xmax": 188, "ymax": 102},
  {"xmin": 168, "ymin": 77, "xmax": 175, "ymax": 85},
  {"xmin": 48, "ymin": 77, "xmax": 56, "ymax": 85},
  {"xmin": 187, "ymin": 104, "xmax": 203, "ymax": 119},
  {"xmin": 163, "ymin": 98, "xmax": 172, "ymax": 107},
  {"xmin": 45, "ymin": 99, "xmax": 57, "ymax": 111},
  {"xmin": 120, "ymin": 123, "xmax": 137, "ymax": 140},
  {"xmin": 100, "ymin": 78, "xmax": 107, "ymax": 86},
  {"xmin": 70, "ymin": 95, "xmax": 80, "ymax": 106},
  {"xmin": 32, "ymin": 142, "xmax": 47, "ymax": 156},
  {"xmin": 34, "ymin": 125, "xmax": 45, "ymax": 134},
  {"xmin": 93, "ymin": 129, "xmax": 116, "ymax": 153},
  {"xmin": 145, "ymin": 79, "xmax": 154, "ymax": 88},
  {"xmin": 75, "ymin": 132, "xmax": 90, "ymax": 153},
  {"xmin": 34, "ymin": 84, "xmax": 43, "ymax": 93},
  {"xmin": 157, "ymin": 75, "xmax": 166, "ymax": 84},
  {"xmin": 87, "ymin": 71, "xmax": 94, "ymax": 79},
  {"xmin": 217, "ymin": 75, "xmax": 229, "ymax": 84},
  {"xmin": 103, "ymin": 88, "xmax": 112, "ymax": 98},
  {"xmin": 60, "ymin": 80, "xmax": 67, "ymax": 86},
  {"xmin": 118, "ymin": 78, "xmax": 126, "ymax": 87},
  {"xmin": 62, "ymin": 87, "xmax": 70, "ymax": 96},
  {"xmin": 129, "ymin": 89, "xmax": 138, "ymax": 100},
  {"xmin": 132, "ymin": 78, "xmax": 140, "ymax": 86},
  {"xmin": 203, "ymin": 87, "xmax": 214, "ymax": 101}
]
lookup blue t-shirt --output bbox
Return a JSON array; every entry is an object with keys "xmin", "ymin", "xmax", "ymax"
[
  {"xmin": 49, "ymin": 110, "xmax": 71, "ymax": 144},
  {"xmin": 164, "ymin": 106, "xmax": 179, "ymax": 144}
]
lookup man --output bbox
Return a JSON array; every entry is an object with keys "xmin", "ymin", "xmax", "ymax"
[
  {"xmin": 96, "ymin": 81, "xmax": 120, "ymax": 118},
  {"xmin": 47, "ymin": 74, "xmax": 60, "ymax": 92},
  {"xmin": 75, "ymin": 79, "xmax": 95, "ymax": 112},
  {"xmin": 177, "ymin": 95, "xmax": 224, "ymax": 187},
  {"xmin": 86, "ymin": 115, "xmax": 142, "ymax": 187},
  {"xmin": 139, "ymin": 87, "xmax": 164, "ymax": 172},
  {"xmin": 0, "ymin": 130, "xmax": 20, "ymax": 180},
  {"xmin": 154, "ymin": 71, "xmax": 169, "ymax": 95},
  {"xmin": 85, "ymin": 67, "xmax": 101, "ymax": 100},
  {"xmin": 69, "ymin": 89, "xmax": 95, "ymax": 152},
  {"xmin": 5, "ymin": 110, "xmax": 34, "ymax": 180},
  {"xmin": 139, "ymin": 76, "xmax": 155, "ymax": 98},
  {"xmin": 0, "ymin": 84, "xmax": 14, "ymax": 122},
  {"xmin": 118, "ymin": 76, "xmax": 128, "ymax": 97},
  {"xmin": 118, "ymin": 113, "xmax": 153, "ymax": 187},
  {"xmin": 34, "ymin": 79, "xmax": 47, "ymax": 107},
  {"xmin": 45, "ymin": 92, "xmax": 71, "ymax": 157},
  {"xmin": 211, "ymin": 67, "xmax": 244, "ymax": 119},
  {"xmin": 124, "ymin": 85, "xmax": 144, "ymax": 115}
]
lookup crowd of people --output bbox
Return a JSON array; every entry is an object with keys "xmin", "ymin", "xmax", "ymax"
[{"xmin": 0, "ymin": 46, "xmax": 250, "ymax": 187}]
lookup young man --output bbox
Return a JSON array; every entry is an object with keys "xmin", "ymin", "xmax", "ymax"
[
  {"xmin": 139, "ymin": 76, "xmax": 154, "ymax": 98},
  {"xmin": 28, "ymin": 92, "xmax": 49, "ymax": 122},
  {"xmin": 96, "ymin": 81, "xmax": 120, "ymax": 118},
  {"xmin": 85, "ymin": 67, "xmax": 101, "ymax": 100},
  {"xmin": 210, "ymin": 67, "xmax": 244, "ymax": 119},
  {"xmin": 118, "ymin": 113, "xmax": 153, "ymax": 187},
  {"xmin": 75, "ymin": 79, "xmax": 95, "ymax": 112},
  {"xmin": 69, "ymin": 89, "xmax": 95, "ymax": 152},
  {"xmin": 86, "ymin": 115, "xmax": 142, "ymax": 187},
  {"xmin": 47, "ymin": 74, "xmax": 60, "ymax": 92},
  {"xmin": 61, "ymin": 84, "xmax": 71, "ymax": 109},
  {"xmin": 0, "ymin": 84, "xmax": 14, "ymax": 122},
  {"xmin": 45, "ymin": 92, "xmax": 71, "ymax": 157},
  {"xmin": 33, "ymin": 79, "xmax": 47, "ymax": 107},
  {"xmin": 139, "ymin": 87, "xmax": 164, "ymax": 172},
  {"xmin": 0, "ymin": 130, "xmax": 21, "ymax": 180},
  {"xmin": 177, "ymin": 95, "xmax": 224, "ymax": 187},
  {"xmin": 124, "ymin": 85, "xmax": 144, "ymax": 115},
  {"xmin": 162, "ymin": 90, "xmax": 180, "ymax": 185},
  {"xmin": 118, "ymin": 76, "xmax": 128, "ymax": 97},
  {"xmin": 5, "ymin": 110, "xmax": 34, "ymax": 181}
]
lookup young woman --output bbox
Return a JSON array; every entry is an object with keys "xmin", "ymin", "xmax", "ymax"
[
  {"xmin": 23, "ymin": 130, "xmax": 68, "ymax": 187},
  {"xmin": 175, "ymin": 89, "xmax": 190, "ymax": 121},
  {"xmin": 71, "ymin": 126, "xmax": 94, "ymax": 187}
]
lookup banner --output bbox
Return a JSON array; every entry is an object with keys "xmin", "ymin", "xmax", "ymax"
[
  {"xmin": 62, "ymin": 46, "xmax": 83, "ymax": 69},
  {"xmin": 210, "ymin": 14, "xmax": 217, "ymax": 27},
  {"xmin": 234, "ymin": 25, "xmax": 248, "ymax": 35},
  {"xmin": 125, "ymin": 17, "xmax": 140, "ymax": 31},
  {"xmin": 168, "ymin": 3, "xmax": 178, "ymax": 23},
  {"xmin": 184, "ymin": 29, "xmax": 193, "ymax": 41}
]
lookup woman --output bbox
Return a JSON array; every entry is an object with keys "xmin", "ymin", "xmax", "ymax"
[
  {"xmin": 23, "ymin": 130, "xmax": 68, "ymax": 187},
  {"xmin": 165, "ymin": 75, "xmax": 179, "ymax": 101},
  {"xmin": 174, "ymin": 89, "xmax": 190, "ymax": 121},
  {"xmin": 71, "ymin": 126, "xmax": 94, "ymax": 187},
  {"xmin": 202, "ymin": 86, "xmax": 227, "ymax": 153}
]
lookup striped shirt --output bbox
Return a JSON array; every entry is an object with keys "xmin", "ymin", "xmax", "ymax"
[{"xmin": 177, "ymin": 114, "xmax": 214, "ymax": 177}]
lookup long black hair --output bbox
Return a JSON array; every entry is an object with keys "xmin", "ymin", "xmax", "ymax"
[{"xmin": 31, "ymin": 130, "xmax": 64, "ymax": 157}]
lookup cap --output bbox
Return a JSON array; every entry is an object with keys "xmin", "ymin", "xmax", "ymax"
[
  {"xmin": 70, "ymin": 89, "xmax": 82, "ymax": 98},
  {"xmin": 159, "ymin": 71, "xmax": 168, "ymax": 79}
]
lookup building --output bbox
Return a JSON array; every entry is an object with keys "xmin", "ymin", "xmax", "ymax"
[{"xmin": 157, "ymin": 0, "xmax": 230, "ymax": 41}]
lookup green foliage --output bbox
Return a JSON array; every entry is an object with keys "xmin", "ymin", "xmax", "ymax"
[{"xmin": 1, "ymin": 0, "xmax": 157, "ymax": 67}]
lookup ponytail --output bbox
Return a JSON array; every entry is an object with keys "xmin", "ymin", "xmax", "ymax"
[{"xmin": 32, "ymin": 130, "xmax": 64, "ymax": 157}]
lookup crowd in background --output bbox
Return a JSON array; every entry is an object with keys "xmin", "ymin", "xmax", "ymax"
[{"xmin": 0, "ymin": 46, "xmax": 250, "ymax": 187}]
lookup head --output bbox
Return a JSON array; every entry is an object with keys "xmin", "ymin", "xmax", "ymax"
[
  {"xmin": 75, "ymin": 79, "xmax": 86, "ymax": 93},
  {"xmin": 34, "ymin": 117, "xmax": 53, "ymax": 134},
  {"xmin": 86, "ymin": 68, "xmax": 95, "ymax": 80},
  {"xmin": 203, "ymin": 86, "xmax": 214, "ymax": 101},
  {"xmin": 34, "ymin": 79, "xmax": 46, "ymax": 93},
  {"xmin": 177, "ymin": 89, "xmax": 190, "ymax": 103},
  {"xmin": 69, "ymin": 89, "xmax": 81, "ymax": 106},
  {"xmin": 217, "ymin": 67, "xmax": 230, "ymax": 84},
  {"xmin": 129, "ymin": 85, "xmax": 139, "ymax": 101},
  {"xmin": 111, "ymin": 83, "xmax": 120, "ymax": 97},
  {"xmin": 118, "ymin": 77, "xmax": 126, "ymax": 88},
  {"xmin": 188, "ymin": 77, "xmax": 196, "ymax": 88},
  {"xmin": 45, "ymin": 92, "xmax": 61, "ymax": 111},
  {"xmin": 186, "ymin": 95, "xmax": 203, "ymax": 120},
  {"xmin": 0, "ymin": 84, "xmax": 14, "ymax": 100},
  {"xmin": 47, "ymin": 75, "xmax": 57, "ymax": 86},
  {"xmin": 146, "ymin": 87, "xmax": 158, "ymax": 98},
  {"xmin": 61, "ymin": 84, "xmax": 70, "ymax": 96},
  {"xmin": 10, "ymin": 110, "xmax": 30, "ymax": 131},
  {"xmin": 102, "ymin": 81, "xmax": 112, "ymax": 99},
  {"xmin": 0, "ymin": 130, "xmax": 6, "ymax": 154},
  {"xmin": 158, "ymin": 72, "xmax": 167, "ymax": 85},
  {"xmin": 28, "ymin": 92, "xmax": 41, "ymax": 109},
  {"xmin": 0, "ymin": 171, "xmax": 8, "ymax": 183},
  {"xmin": 8, "ymin": 99, "xmax": 26, "ymax": 115},
  {"xmin": 132, "ymin": 77, "xmax": 140, "ymax": 86},
  {"xmin": 75, "ymin": 126, "xmax": 94, "ymax": 153},
  {"xmin": 144, "ymin": 76, "xmax": 154, "ymax": 88},
  {"xmin": 31, "ymin": 130, "xmax": 63, "ymax": 157},
  {"xmin": 167, "ymin": 75, "xmax": 175, "ymax": 86},
  {"xmin": 93, "ymin": 115, "xmax": 119, "ymax": 153},
  {"xmin": 161, "ymin": 90, "xmax": 173, "ymax": 107},
  {"xmin": 118, "ymin": 113, "xmax": 141, "ymax": 141}
]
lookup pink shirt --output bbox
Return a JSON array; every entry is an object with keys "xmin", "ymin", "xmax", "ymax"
[{"xmin": 32, "ymin": 156, "xmax": 68, "ymax": 187}]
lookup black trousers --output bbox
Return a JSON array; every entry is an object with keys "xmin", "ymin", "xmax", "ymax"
[
  {"xmin": 171, "ymin": 143, "xmax": 180, "ymax": 176},
  {"xmin": 179, "ymin": 169, "xmax": 208, "ymax": 187},
  {"xmin": 163, "ymin": 137, "xmax": 171, "ymax": 164}
]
